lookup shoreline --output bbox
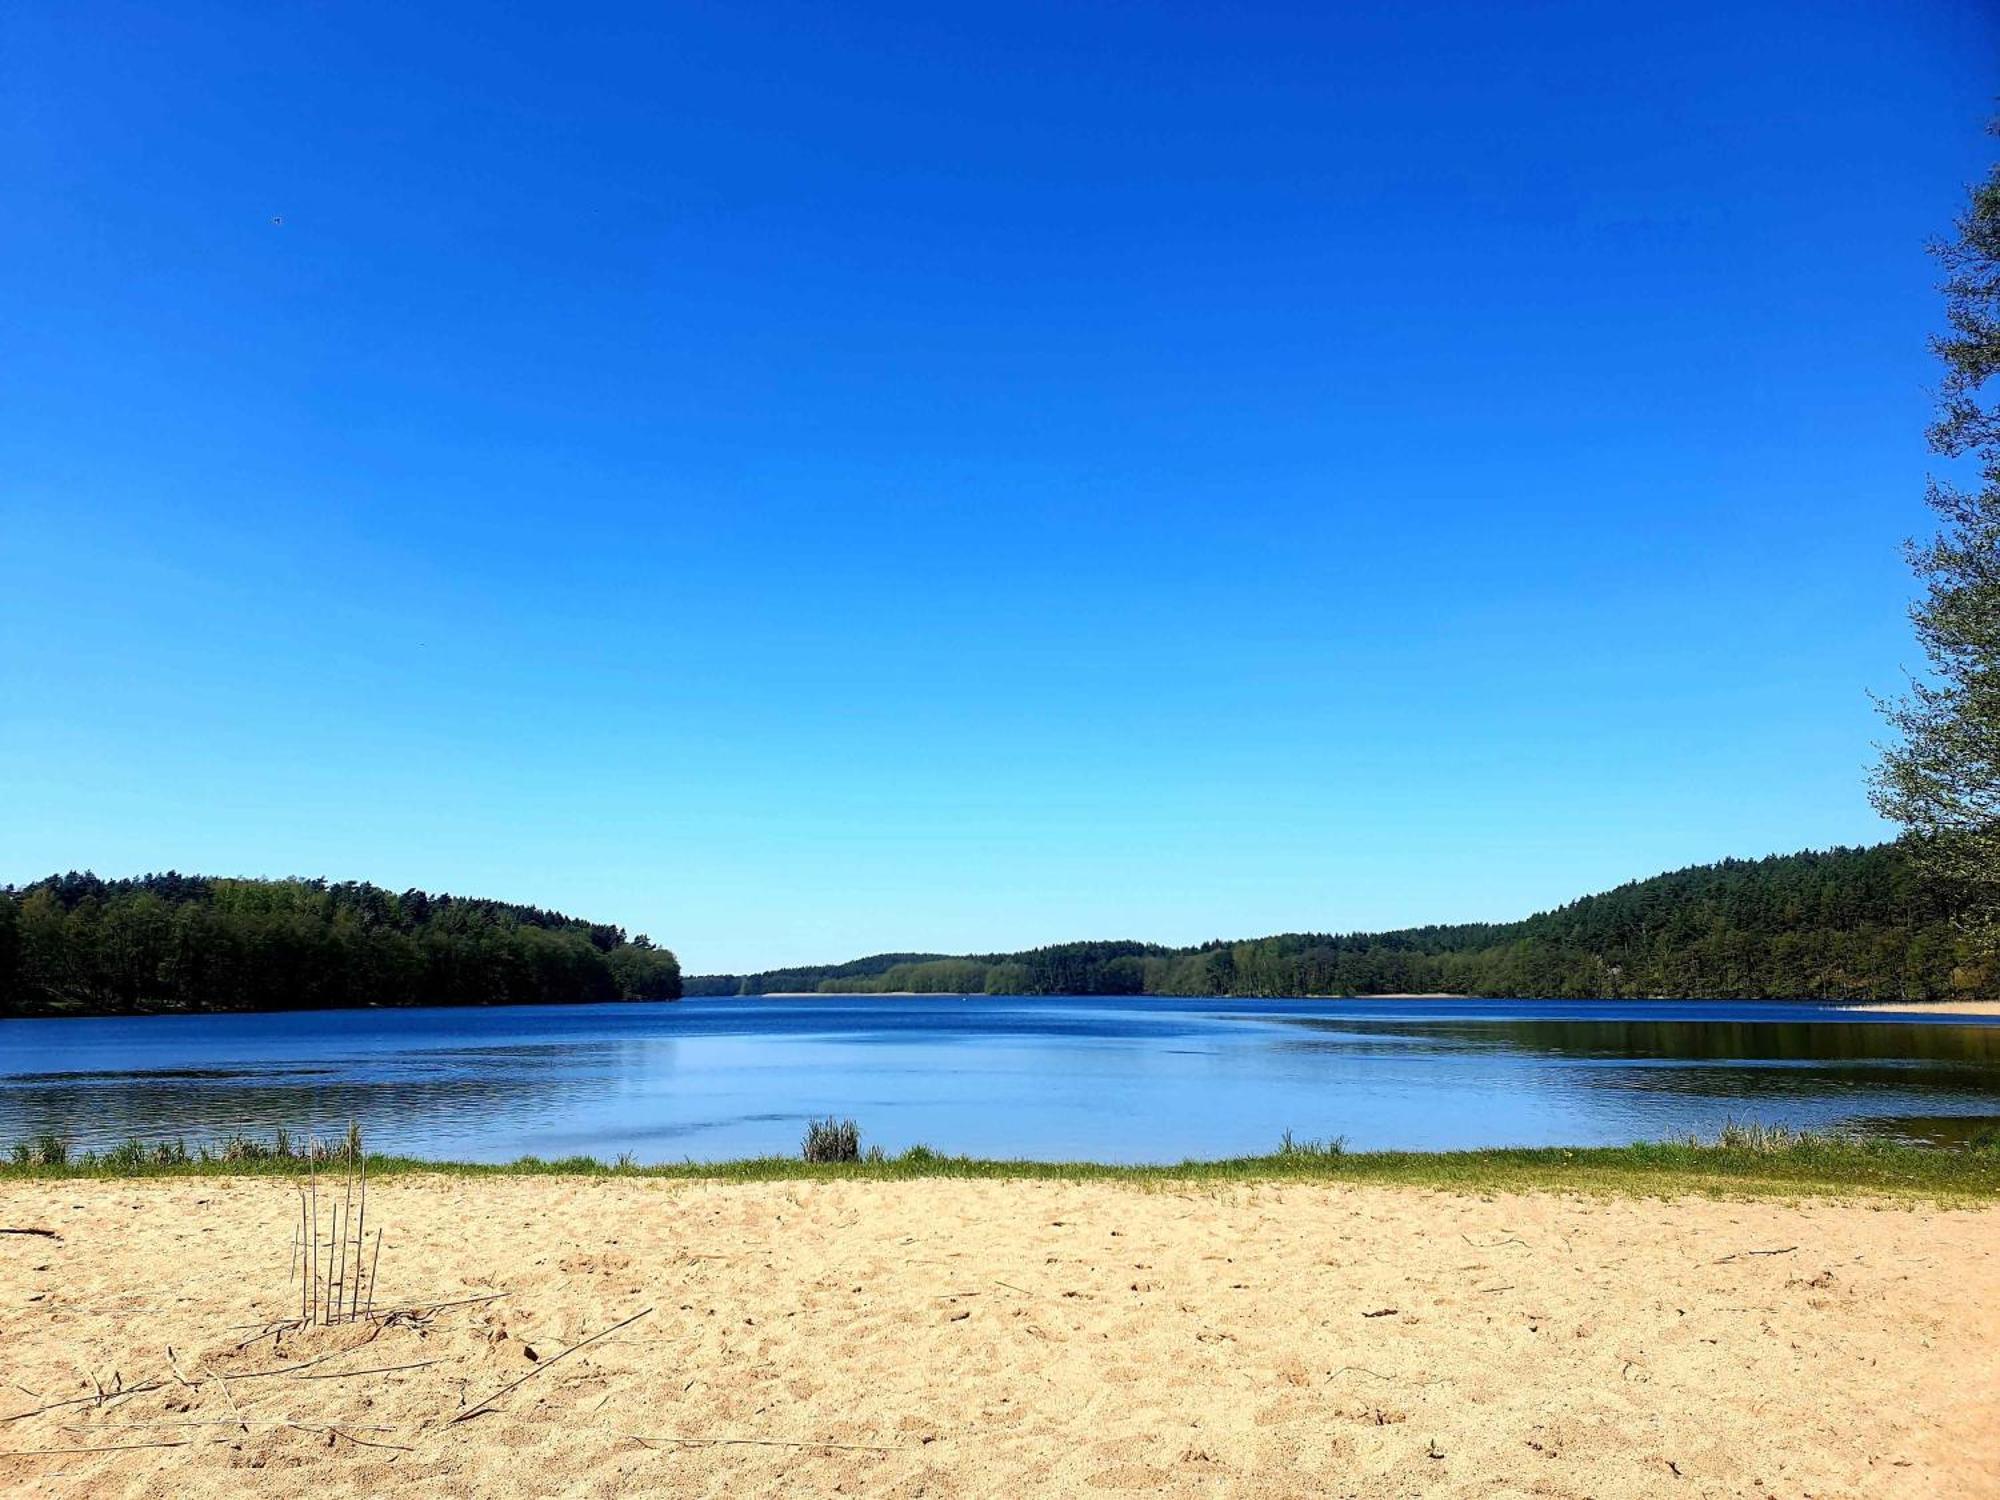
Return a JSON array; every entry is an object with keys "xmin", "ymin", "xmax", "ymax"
[
  {"xmin": 1838, "ymin": 1000, "xmax": 2000, "ymax": 1017},
  {"xmin": 752, "ymin": 992, "xmax": 1478, "ymax": 999},
  {"xmin": 3, "ymin": 1173, "xmax": 1994, "ymax": 1496},
  {"xmin": 8, "ymin": 1135, "xmax": 1998, "ymax": 1200},
  {"xmin": 11, "ymin": 992, "xmax": 1995, "ymax": 1019}
]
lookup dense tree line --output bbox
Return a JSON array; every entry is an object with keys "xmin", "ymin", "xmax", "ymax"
[
  {"xmin": 0, "ymin": 873, "xmax": 681, "ymax": 1017},
  {"xmin": 688, "ymin": 845, "xmax": 1987, "ymax": 1003}
]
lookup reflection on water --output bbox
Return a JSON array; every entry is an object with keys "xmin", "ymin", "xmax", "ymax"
[
  {"xmin": 1277, "ymin": 1014, "xmax": 2000, "ymax": 1105},
  {"xmin": 2, "ymin": 997, "xmax": 1997, "ymax": 1163},
  {"xmin": 1320, "ymin": 1014, "xmax": 2000, "ymax": 1066}
]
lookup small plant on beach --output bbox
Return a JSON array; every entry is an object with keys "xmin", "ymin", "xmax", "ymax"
[
  {"xmin": 1713, "ymin": 1119, "xmax": 1825, "ymax": 1153},
  {"xmin": 11, "ymin": 1132, "xmax": 71, "ymax": 1168},
  {"xmin": 213, "ymin": 1133, "xmax": 274, "ymax": 1164},
  {"xmin": 1277, "ymin": 1129, "xmax": 1346, "ymax": 1160},
  {"xmin": 100, "ymin": 1138, "xmax": 151, "ymax": 1170},
  {"xmin": 802, "ymin": 1116, "xmax": 861, "ymax": 1163}
]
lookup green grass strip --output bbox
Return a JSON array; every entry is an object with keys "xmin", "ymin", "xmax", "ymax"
[{"xmin": 5, "ymin": 1131, "xmax": 1999, "ymax": 1203}]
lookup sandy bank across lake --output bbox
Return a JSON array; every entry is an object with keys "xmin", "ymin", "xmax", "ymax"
[
  {"xmin": 751, "ymin": 992, "xmax": 1476, "ymax": 1000},
  {"xmin": 1837, "ymin": 1000, "xmax": 2000, "ymax": 1017},
  {"xmin": 3, "ymin": 1176, "xmax": 1995, "ymax": 1498}
]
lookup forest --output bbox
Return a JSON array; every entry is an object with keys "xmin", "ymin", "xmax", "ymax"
[
  {"xmin": 686, "ymin": 844, "xmax": 1986, "ymax": 1004},
  {"xmin": 0, "ymin": 872, "xmax": 681, "ymax": 1017},
  {"xmin": 3, "ymin": 844, "xmax": 1981, "ymax": 1017}
]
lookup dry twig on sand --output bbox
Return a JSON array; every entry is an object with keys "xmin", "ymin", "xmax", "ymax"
[
  {"xmin": 1712, "ymin": 1245, "xmax": 1799, "ymax": 1264},
  {"xmin": 449, "ymin": 1307, "xmax": 653, "ymax": 1425},
  {"xmin": 363, "ymin": 1291, "xmax": 510, "ymax": 1322},
  {"xmin": 321, "ymin": 1426, "xmax": 413, "ymax": 1453},
  {"xmin": 3, "ymin": 1383, "xmax": 168, "ymax": 1424},
  {"xmin": 3, "ymin": 1440, "xmax": 193, "ymax": 1457},
  {"xmin": 288, "ymin": 1359, "xmax": 440, "ymax": 1382},
  {"xmin": 628, "ymin": 1433, "xmax": 900, "ymax": 1453}
]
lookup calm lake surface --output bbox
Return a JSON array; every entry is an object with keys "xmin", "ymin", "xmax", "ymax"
[{"xmin": 4, "ymin": 996, "xmax": 1999, "ymax": 1162}]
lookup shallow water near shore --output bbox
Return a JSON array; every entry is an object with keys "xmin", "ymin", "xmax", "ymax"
[{"xmin": 3, "ymin": 996, "xmax": 1998, "ymax": 1163}]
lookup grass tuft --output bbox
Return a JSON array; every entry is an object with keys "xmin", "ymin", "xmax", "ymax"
[
  {"xmin": 1712, "ymin": 1119, "xmax": 1823, "ymax": 1152},
  {"xmin": 10, "ymin": 1131, "xmax": 71, "ymax": 1168},
  {"xmin": 802, "ymin": 1116, "xmax": 861, "ymax": 1164},
  {"xmin": 1277, "ymin": 1129, "xmax": 1347, "ymax": 1160}
]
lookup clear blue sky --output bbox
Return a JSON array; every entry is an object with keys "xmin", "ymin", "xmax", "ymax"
[{"xmin": 3, "ymin": 2, "xmax": 1995, "ymax": 972}]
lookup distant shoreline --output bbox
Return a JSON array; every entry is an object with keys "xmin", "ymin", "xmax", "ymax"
[
  {"xmin": 758, "ymin": 990, "xmax": 962, "ymax": 998},
  {"xmin": 1838, "ymin": 1000, "xmax": 2000, "ymax": 1017}
]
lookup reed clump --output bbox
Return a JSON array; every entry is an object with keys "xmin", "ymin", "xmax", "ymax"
[
  {"xmin": 1277, "ymin": 1129, "xmax": 1347, "ymax": 1160},
  {"xmin": 1707, "ymin": 1120, "xmax": 1842, "ymax": 1153},
  {"xmin": 802, "ymin": 1116, "xmax": 861, "ymax": 1163},
  {"xmin": 9, "ymin": 1131, "xmax": 71, "ymax": 1168}
]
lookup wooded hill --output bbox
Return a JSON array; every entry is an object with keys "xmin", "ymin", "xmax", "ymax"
[
  {"xmin": 687, "ymin": 844, "xmax": 1985, "ymax": 1003},
  {"xmin": 0, "ymin": 873, "xmax": 681, "ymax": 1017}
]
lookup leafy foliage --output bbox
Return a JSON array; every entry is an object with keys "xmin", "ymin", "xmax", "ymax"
[
  {"xmin": 0, "ymin": 872, "xmax": 680, "ymax": 1017},
  {"xmin": 1873, "ymin": 129, "xmax": 2000, "ymax": 950},
  {"xmin": 692, "ymin": 845, "xmax": 1985, "ymax": 1003}
]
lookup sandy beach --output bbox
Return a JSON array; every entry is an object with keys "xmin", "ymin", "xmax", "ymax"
[
  {"xmin": 3, "ymin": 1176, "xmax": 1996, "ymax": 1498},
  {"xmin": 1839, "ymin": 1000, "xmax": 2000, "ymax": 1017}
]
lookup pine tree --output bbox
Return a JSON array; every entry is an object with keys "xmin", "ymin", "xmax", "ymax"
[{"xmin": 1873, "ymin": 128, "xmax": 2000, "ymax": 952}]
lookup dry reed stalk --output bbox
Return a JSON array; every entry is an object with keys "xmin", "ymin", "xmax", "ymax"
[
  {"xmin": 628, "ymin": 1433, "xmax": 900, "ymax": 1452},
  {"xmin": 333, "ymin": 1207, "xmax": 346, "ymax": 1323},
  {"xmin": 206, "ymin": 1362, "xmax": 248, "ymax": 1434},
  {"xmin": 352, "ymin": 1137, "xmax": 368, "ymax": 1323},
  {"xmin": 285, "ymin": 1359, "xmax": 439, "ymax": 1381},
  {"xmin": 210, "ymin": 1347, "xmax": 355, "ymax": 1382},
  {"xmin": 301, "ymin": 1194, "xmax": 311, "ymax": 1324},
  {"xmin": 321, "ymin": 1425, "xmax": 414, "ymax": 1452},
  {"xmin": 3, "ymin": 1383, "xmax": 168, "ymax": 1423},
  {"xmin": 61, "ymin": 1419, "xmax": 402, "ymax": 1432},
  {"xmin": 338, "ymin": 1127, "xmax": 356, "ymax": 1321},
  {"xmin": 366, "ymin": 1228, "xmax": 382, "ymax": 1319},
  {"xmin": 3, "ymin": 1440, "xmax": 193, "ymax": 1456},
  {"xmin": 5, "ymin": 1345, "xmax": 369, "ymax": 1424},
  {"xmin": 448, "ymin": 1306, "xmax": 653, "ymax": 1425},
  {"xmin": 307, "ymin": 1141, "xmax": 320, "ymax": 1328},
  {"xmin": 63, "ymin": 1356, "xmax": 103, "ymax": 1410},
  {"xmin": 359, "ymin": 1291, "xmax": 508, "ymax": 1321}
]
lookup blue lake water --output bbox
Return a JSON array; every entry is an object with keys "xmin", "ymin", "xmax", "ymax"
[{"xmin": 3, "ymin": 996, "xmax": 1999, "ymax": 1162}]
